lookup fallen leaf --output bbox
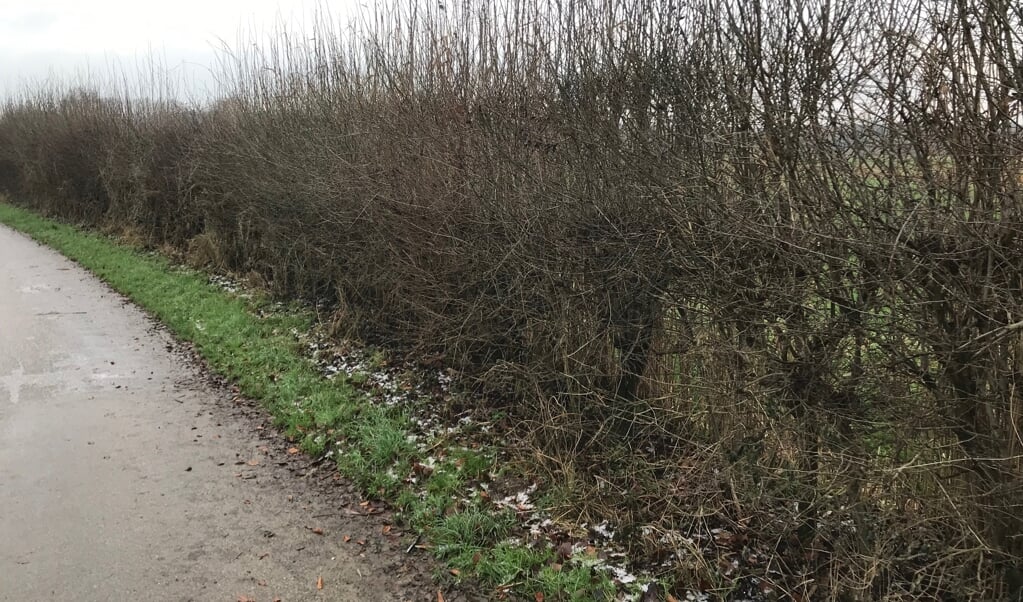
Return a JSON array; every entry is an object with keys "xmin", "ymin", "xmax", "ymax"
[
  {"xmin": 534, "ymin": 593, "xmax": 545, "ymax": 602},
  {"xmin": 437, "ymin": 590, "xmax": 445, "ymax": 602},
  {"xmin": 667, "ymin": 595, "xmax": 680, "ymax": 602},
  {"xmin": 287, "ymin": 447, "xmax": 300, "ymax": 454},
  {"xmin": 449, "ymin": 568, "xmax": 460, "ymax": 576},
  {"xmin": 381, "ymin": 525, "xmax": 392, "ymax": 534},
  {"xmin": 343, "ymin": 535, "xmax": 351, "ymax": 543},
  {"xmin": 311, "ymin": 527, "xmax": 324, "ymax": 535},
  {"xmin": 247, "ymin": 459, "xmax": 260, "ymax": 466},
  {"xmin": 356, "ymin": 539, "xmax": 365, "ymax": 546},
  {"xmin": 317, "ymin": 576, "xmax": 323, "ymax": 590}
]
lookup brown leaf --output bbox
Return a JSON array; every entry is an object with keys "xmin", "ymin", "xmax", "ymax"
[
  {"xmin": 381, "ymin": 525, "xmax": 392, "ymax": 534},
  {"xmin": 534, "ymin": 593, "xmax": 545, "ymax": 602},
  {"xmin": 343, "ymin": 534, "xmax": 351, "ymax": 542},
  {"xmin": 437, "ymin": 590, "xmax": 446, "ymax": 602},
  {"xmin": 316, "ymin": 575, "xmax": 324, "ymax": 590},
  {"xmin": 247, "ymin": 459, "xmax": 260, "ymax": 466},
  {"xmin": 713, "ymin": 529, "xmax": 735, "ymax": 546},
  {"xmin": 666, "ymin": 594, "xmax": 680, "ymax": 602},
  {"xmin": 287, "ymin": 447, "xmax": 300, "ymax": 455},
  {"xmin": 311, "ymin": 527, "xmax": 324, "ymax": 535},
  {"xmin": 449, "ymin": 568, "xmax": 461, "ymax": 576}
]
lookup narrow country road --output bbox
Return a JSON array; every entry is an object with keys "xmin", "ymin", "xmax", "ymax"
[{"xmin": 0, "ymin": 225, "xmax": 429, "ymax": 601}]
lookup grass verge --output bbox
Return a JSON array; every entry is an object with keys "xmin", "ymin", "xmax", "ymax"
[{"xmin": 0, "ymin": 201, "xmax": 626, "ymax": 601}]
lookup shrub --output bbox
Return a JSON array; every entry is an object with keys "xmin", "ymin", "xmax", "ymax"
[{"xmin": 2, "ymin": 0, "xmax": 1021, "ymax": 597}]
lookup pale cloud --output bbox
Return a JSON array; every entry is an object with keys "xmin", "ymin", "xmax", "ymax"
[
  {"xmin": 3, "ymin": 10, "xmax": 60, "ymax": 31},
  {"xmin": 0, "ymin": 0, "xmax": 363, "ymax": 99}
]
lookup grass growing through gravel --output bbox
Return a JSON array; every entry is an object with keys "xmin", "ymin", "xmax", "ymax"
[{"xmin": 0, "ymin": 201, "xmax": 622, "ymax": 601}]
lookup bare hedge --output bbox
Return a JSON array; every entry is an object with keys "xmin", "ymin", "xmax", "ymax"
[{"xmin": 2, "ymin": 0, "xmax": 1021, "ymax": 597}]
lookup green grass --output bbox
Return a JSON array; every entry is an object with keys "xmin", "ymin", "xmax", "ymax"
[{"xmin": 0, "ymin": 200, "xmax": 632, "ymax": 601}]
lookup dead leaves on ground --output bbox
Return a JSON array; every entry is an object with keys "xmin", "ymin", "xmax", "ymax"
[{"xmin": 342, "ymin": 499, "xmax": 384, "ymax": 516}]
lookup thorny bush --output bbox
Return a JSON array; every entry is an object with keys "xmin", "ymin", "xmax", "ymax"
[{"xmin": 1, "ymin": 0, "xmax": 1021, "ymax": 598}]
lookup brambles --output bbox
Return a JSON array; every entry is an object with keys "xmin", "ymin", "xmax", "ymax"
[{"xmin": 1, "ymin": 0, "xmax": 1021, "ymax": 598}]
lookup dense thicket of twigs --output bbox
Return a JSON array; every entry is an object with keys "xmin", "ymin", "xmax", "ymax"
[{"xmin": 2, "ymin": 0, "xmax": 1021, "ymax": 597}]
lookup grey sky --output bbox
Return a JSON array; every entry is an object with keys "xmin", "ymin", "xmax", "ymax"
[{"xmin": 0, "ymin": 0, "xmax": 363, "ymax": 100}]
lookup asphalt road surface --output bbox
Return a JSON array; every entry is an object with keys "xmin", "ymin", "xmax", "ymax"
[{"xmin": 0, "ymin": 225, "xmax": 428, "ymax": 601}]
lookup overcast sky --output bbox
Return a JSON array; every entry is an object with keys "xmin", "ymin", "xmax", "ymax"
[{"xmin": 0, "ymin": 0, "xmax": 363, "ymax": 100}]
